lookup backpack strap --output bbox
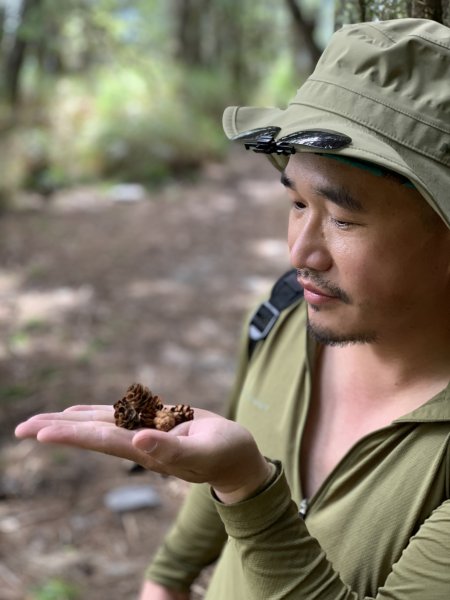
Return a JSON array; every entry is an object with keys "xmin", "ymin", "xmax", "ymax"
[{"xmin": 248, "ymin": 269, "xmax": 303, "ymax": 359}]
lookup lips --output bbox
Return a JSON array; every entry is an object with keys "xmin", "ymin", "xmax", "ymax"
[
  {"xmin": 297, "ymin": 278, "xmax": 340, "ymax": 305},
  {"xmin": 298, "ymin": 279, "xmax": 336, "ymax": 298}
]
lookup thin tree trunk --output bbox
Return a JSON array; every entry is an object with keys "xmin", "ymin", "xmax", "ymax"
[
  {"xmin": 174, "ymin": 0, "xmax": 208, "ymax": 66},
  {"xmin": 411, "ymin": 0, "xmax": 443, "ymax": 20},
  {"xmin": 358, "ymin": 0, "xmax": 367, "ymax": 21},
  {"xmin": 285, "ymin": 0, "xmax": 322, "ymax": 68},
  {"xmin": 0, "ymin": 6, "xmax": 5, "ymax": 49},
  {"xmin": 5, "ymin": 31, "xmax": 28, "ymax": 106},
  {"xmin": 4, "ymin": 0, "xmax": 42, "ymax": 107},
  {"xmin": 442, "ymin": 0, "xmax": 450, "ymax": 26}
]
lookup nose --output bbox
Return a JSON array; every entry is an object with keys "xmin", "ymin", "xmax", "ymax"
[{"xmin": 288, "ymin": 213, "xmax": 332, "ymax": 272}]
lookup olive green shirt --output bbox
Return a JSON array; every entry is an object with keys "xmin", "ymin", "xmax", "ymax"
[{"xmin": 147, "ymin": 301, "xmax": 450, "ymax": 599}]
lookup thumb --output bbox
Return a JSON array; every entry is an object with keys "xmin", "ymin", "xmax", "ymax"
[{"xmin": 132, "ymin": 429, "xmax": 185, "ymax": 464}]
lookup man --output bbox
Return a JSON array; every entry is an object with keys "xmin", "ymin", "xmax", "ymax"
[{"xmin": 16, "ymin": 18, "xmax": 449, "ymax": 600}]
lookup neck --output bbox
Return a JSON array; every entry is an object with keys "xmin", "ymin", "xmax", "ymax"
[{"xmin": 322, "ymin": 318, "xmax": 450, "ymax": 409}]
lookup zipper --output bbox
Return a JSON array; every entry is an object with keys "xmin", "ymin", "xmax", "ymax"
[
  {"xmin": 299, "ymin": 497, "xmax": 309, "ymax": 518},
  {"xmin": 297, "ymin": 423, "xmax": 405, "ymax": 520}
]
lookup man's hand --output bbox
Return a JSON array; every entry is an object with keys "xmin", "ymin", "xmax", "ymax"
[
  {"xmin": 139, "ymin": 580, "xmax": 190, "ymax": 600},
  {"xmin": 15, "ymin": 404, "xmax": 272, "ymax": 503}
]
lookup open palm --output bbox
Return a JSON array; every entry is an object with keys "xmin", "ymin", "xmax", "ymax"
[{"xmin": 15, "ymin": 404, "xmax": 268, "ymax": 496}]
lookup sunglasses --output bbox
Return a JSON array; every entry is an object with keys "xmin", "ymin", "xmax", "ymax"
[{"xmin": 232, "ymin": 126, "xmax": 351, "ymax": 155}]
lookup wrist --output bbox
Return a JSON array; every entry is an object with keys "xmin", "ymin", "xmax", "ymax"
[
  {"xmin": 139, "ymin": 580, "xmax": 189, "ymax": 600},
  {"xmin": 213, "ymin": 456, "xmax": 277, "ymax": 504}
]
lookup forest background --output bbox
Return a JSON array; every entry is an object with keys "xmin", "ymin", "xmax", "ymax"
[
  {"xmin": 0, "ymin": 2, "xmax": 448, "ymax": 600},
  {"xmin": 1, "ymin": 0, "xmax": 447, "ymax": 203}
]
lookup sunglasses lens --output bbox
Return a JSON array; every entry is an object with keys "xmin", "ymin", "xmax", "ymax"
[
  {"xmin": 231, "ymin": 126, "xmax": 281, "ymax": 142},
  {"xmin": 231, "ymin": 128, "xmax": 351, "ymax": 156},
  {"xmin": 281, "ymin": 130, "xmax": 351, "ymax": 149}
]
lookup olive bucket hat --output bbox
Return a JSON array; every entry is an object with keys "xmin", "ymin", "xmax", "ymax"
[{"xmin": 223, "ymin": 18, "xmax": 450, "ymax": 228}]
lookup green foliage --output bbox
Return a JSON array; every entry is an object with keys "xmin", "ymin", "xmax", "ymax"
[
  {"xmin": 94, "ymin": 66, "xmax": 229, "ymax": 183},
  {"xmin": 23, "ymin": 318, "xmax": 50, "ymax": 333},
  {"xmin": 50, "ymin": 448, "xmax": 71, "ymax": 465},
  {"xmin": 29, "ymin": 578, "xmax": 79, "ymax": 600},
  {"xmin": 0, "ymin": 383, "xmax": 32, "ymax": 404},
  {"xmin": 0, "ymin": 0, "xmax": 332, "ymax": 199},
  {"xmin": 1, "ymin": 60, "xmax": 230, "ymax": 193},
  {"xmin": 335, "ymin": 0, "xmax": 413, "ymax": 27},
  {"xmin": 253, "ymin": 51, "xmax": 300, "ymax": 107}
]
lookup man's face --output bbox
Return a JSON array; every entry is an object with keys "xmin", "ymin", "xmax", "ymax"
[{"xmin": 283, "ymin": 153, "xmax": 450, "ymax": 346}]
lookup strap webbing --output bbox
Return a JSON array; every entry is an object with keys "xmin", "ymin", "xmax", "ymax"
[{"xmin": 248, "ymin": 269, "xmax": 303, "ymax": 359}]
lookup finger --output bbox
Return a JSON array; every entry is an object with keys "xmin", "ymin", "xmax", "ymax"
[
  {"xmin": 35, "ymin": 422, "xmax": 140, "ymax": 463},
  {"xmin": 15, "ymin": 417, "xmax": 110, "ymax": 439},
  {"xmin": 132, "ymin": 423, "xmax": 213, "ymax": 466},
  {"xmin": 132, "ymin": 431, "xmax": 192, "ymax": 480},
  {"xmin": 132, "ymin": 428, "xmax": 223, "ymax": 483},
  {"xmin": 15, "ymin": 410, "xmax": 115, "ymax": 438},
  {"xmin": 64, "ymin": 405, "xmax": 114, "ymax": 413},
  {"xmin": 15, "ymin": 417, "xmax": 71, "ymax": 438},
  {"xmin": 132, "ymin": 428, "xmax": 191, "ymax": 461},
  {"xmin": 36, "ymin": 409, "xmax": 113, "ymax": 423},
  {"xmin": 17, "ymin": 418, "xmax": 171, "ymax": 473}
]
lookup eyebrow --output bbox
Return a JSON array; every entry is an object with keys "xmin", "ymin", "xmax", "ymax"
[
  {"xmin": 280, "ymin": 172, "xmax": 295, "ymax": 190},
  {"xmin": 280, "ymin": 171, "xmax": 365, "ymax": 213}
]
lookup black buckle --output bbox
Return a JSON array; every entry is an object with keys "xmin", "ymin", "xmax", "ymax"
[
  {"xmin": 249, "ymin": 301, "xmax": 281, "ymax": 342},
  {"xmin": 232, "ymin": 127, "xmax": 351, "ymax": 155}
]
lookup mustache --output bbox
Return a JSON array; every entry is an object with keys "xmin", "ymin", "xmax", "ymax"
[{"xmin": 296, "ymin": 269, "xmax": 351, "ymax": 304}]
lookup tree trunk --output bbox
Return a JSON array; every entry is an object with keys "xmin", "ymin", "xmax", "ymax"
[
  {"xmin": 173, "ymin": 0, "xmax": 209, "ymax": 66},
  {"xmin": 5, "ymin": 32, "xmax": 28, "ymax": 107},
  {"xmin": 358, "ymin": 0, "xmax": 367, "ymax": 21},
  {"xmin": 0, "ymin": 6, "xmax": 5, "ymax": 49},
  {"xmin": 285, "ymin": 0, "xmax": 322, "ymax": 69},
  {"xmin": 4, "ymin": 0, "xmax": 42, "ymax": 107},
  {"xmin": 411, "ymin": 0, "xmax": 443, "ymax": 21},
  {"xmin": 442, "ymin": 1, "xmax": 450, "ymax": 26}
]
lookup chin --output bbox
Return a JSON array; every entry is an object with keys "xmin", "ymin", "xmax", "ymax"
[{"xmin": 306, "ymin": 319, "xmax": 378, "ymax": 347}]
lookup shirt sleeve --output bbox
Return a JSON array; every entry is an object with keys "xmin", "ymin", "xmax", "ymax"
[
  {"xmin": 145, "ymin": 482, "xmax": 227, "ymax": 591},
  {"xmin": 213, "ymin": 466, "xmax": 450, "ymax": 600}
]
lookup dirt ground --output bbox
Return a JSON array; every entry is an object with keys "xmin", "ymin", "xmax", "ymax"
[{"xmin": 0, "ymin": 149, "xmax": 291, "ymax": 600}]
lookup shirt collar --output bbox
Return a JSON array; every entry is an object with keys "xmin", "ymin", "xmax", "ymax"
[{"xmin": 394, "ymin": 383, "xmax": 450, "ymax": 423}]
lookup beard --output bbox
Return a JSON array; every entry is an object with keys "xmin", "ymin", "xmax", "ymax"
[
  {"xmin": 306, "ymin": 316, "xmax": 378, "ymax": 346},
  {"xmin": 298, "ymin": 268, "xmax": 378, "ymax": 346}
]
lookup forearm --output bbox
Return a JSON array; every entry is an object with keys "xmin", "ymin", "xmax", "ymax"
[
  {"xmin": 146, "ymin": 482, "xmax": 227, "ymax": 591},
  {"xmin": 213, "ymin": 463, "xmax": 352, "ymax": 599}
]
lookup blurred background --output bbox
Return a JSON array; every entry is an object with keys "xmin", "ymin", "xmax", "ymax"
[
  {"xmin": 0, "ymin": 0, "xmax": 334, "ymax": 201},
  {"xmin": 0, "ymin": 1, "xmax": 446, "ymax": 599}
]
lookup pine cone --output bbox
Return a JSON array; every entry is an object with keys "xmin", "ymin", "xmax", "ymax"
[
  {"xmin": 154, "ymin": 409, "xmax": 177, "ymax": 432},
  {"xmin": 125, "ymin": 383, "xmax": 163, "ymax": 413},
  {"xmin": 114, "ymin": 383, "xmax": 163, "ymax": 429},
  {"xmin": 113, "ymin": 397, "xmax": 141, "ymax": 430},
  {"xmin": 170, "ymin": 404, "xmax": 194, "ymax": 426},
  {"xmin": 113, "ymin": 383, "xmax": 195, "ymax": 431}
]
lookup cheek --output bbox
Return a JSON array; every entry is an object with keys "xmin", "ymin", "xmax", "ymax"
[
  {"xmin": 287, "ymin": 212, "xmax": 299, "ymax": 251},
  {"xmin": 287, "ymin": 221, "xmax": 293, "ymax": 252},
  {"xmin": 336, "ymin": 239, "xmax": 399, "ymax": 299},
  {"xmin": 339, "ymin": 236, "xmax": 420, "ymax": 306}
]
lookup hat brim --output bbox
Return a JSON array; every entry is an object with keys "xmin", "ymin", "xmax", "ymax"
[{"xmin": 223, "ymin": 104, "xmax": 449, "ymax": 228}]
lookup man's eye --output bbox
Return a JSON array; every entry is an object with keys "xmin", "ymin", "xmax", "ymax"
[
  {"xmin": 332, "ymin": 218, "xmax": 353, "ymax": 229},
  {"xmin": 293, "ymin": 201, "xmax": 305, "ymax": 210}
]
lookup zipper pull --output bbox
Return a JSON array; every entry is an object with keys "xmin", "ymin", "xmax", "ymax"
[{"xmin": 299, "ymin": 498, "xmax": 309, "ymax": 518}]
